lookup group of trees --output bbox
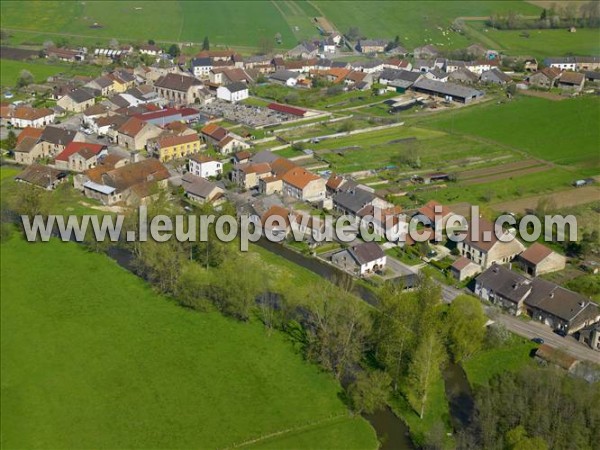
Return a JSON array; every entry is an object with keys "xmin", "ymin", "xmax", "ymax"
[
  {"xmin": 458, "ymin": 366, "xmax": 600, "ymax": 449},
  {"xmin": 487, "ymin": 1, "xmax": 600, "ymax": 30}
]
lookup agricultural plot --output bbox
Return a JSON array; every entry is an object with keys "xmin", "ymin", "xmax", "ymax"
[
  {"xmin": 421, "ymin": 96, "xmax": 600, "ymax": 174},
  {"xmin": 0, "ymin": 236, "xmax": 377, "ymax": 449}
]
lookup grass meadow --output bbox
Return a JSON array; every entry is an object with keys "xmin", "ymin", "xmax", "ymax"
[
  {"xmin": 420, "ymin": 96, "xmax": 600, "ymax": 173},
  {"xmin": 1, "ymin": 58, "xmax": 101, "ymax": 86},
  {"xmin": 313, "ymin": 1, "xmax": 541, "ymax": 49},
  {"xmin": 467, "ymin": 21, "xmax": 600, "ymax": 57},
  {"xmin": 0, "ymin": 235, "xmax": 377, "ymax": 449}
]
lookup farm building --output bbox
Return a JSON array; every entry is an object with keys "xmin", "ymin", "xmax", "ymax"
[
  {"xmin": 267, "ymin": 103, "xmax": 307, "ymax": 118},
  {"xmin": 557, "ymin": 71, "xmax": 585, "ymax": 92},
  {"xmin": 411, "ymin": 79, "xmax": 484, "ymax": 104},
  {"xmin": 518, "ymin": 243, "xmax": 566, "ymax": 277}
]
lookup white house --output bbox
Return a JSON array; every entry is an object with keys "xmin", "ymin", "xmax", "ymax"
[
  {"xmin": 216, "ymin": 82, "xmax": 249, "ymax": 103},
  {"xmin": 9, "ymin": 107, "xmax": 55, "ymax": 128},
  {"xmin": 189, "ymin": 154, "xmax": 223, "ymax": 178},
  {"xmin": 270, "ymin": 70, "xmax": 300, "ymax": 87},
  {"xmin": 332, "ymin": 242, "xmax": 387, "ymax": 276},
  {"xmin": 190, "ymin": 57, "xmax": 212, "ymax": 78}
]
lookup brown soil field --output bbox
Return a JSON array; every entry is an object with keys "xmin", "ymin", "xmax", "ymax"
[
  {"xmin": 458, "ymin": 159, "xmax": 543, "ymax": 180},
  {"xmin": 492, "ymin": 185, "xmax": 600, "ymax": 214},
  {"xmin": 463, "ymin": 165, "xmax": 550, "ymax": 185}
]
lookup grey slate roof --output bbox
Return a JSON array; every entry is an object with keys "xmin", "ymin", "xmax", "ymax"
[
  {"xmin": 223, "ymin": 82, "xmax": 248, "ymax": 93},
  {"xmin": 181, "ymin": 173, "xmax": 220, "ymax": 199},
  {"xmin": 350, "ymin": 242, "xmax": 384, "ymax": 265},
  {"xmin": 40, "ymin": 126, "xmax": 77, "ymax": 146},
  {"xmin": 476, "ymin": 264, "xmax": 532, "ymax": 304},
  {"xmin": 333, "ymin": 186, "xmax": 376, "ymax": 215},
  {"xmin": 68, "ymin": 88, "xmax": 95, "ymax": 103},
  {"xmin": 412, "ymin": 79, "xmax": 484, "ymax": 99},
  {"xmin": 526, "ymin": 278, "xmax": 598, "ymax": 322},
  {"xmin": 270, "ymin": 70, "xmax": 300, "ymax": 82}
]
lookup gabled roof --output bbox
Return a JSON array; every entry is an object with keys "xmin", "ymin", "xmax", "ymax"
[
  {"xmin": 40, "ymin": 126, "xmax": 77, "ymax": 146},
  {"xmin": 417, "ymin": 200, "xmax": 452, "ymax": 222},
  {"xmin": 155, "ymin": 133, "xmax": 199, "ymax": 148},
  {"xmin": 15, "ymin": 163, "xmax": 64, "ymax": 188},
  {"xmin": 66, "ymin": 88, "xmax": 95, "ymax": 103},
  {"xmin": 16, "ymin": 126, "xmax": 44, "ymax": 144},
  {"xmin": 520, "ymin": 243, "xmax": 554, "ymax": 265},
  {"xmin": 181, "ymin": 173, "xmax": 221, "ymax": 199},
  {"xmin": 526, "ymin": 278, "xmax": 597, "ymax": 322},
  {"xmin": 452, "ymin": 256, "xmax": 477, "ymax": 271},
  {"xmin": 413, "ymin": 79, "xmax": 484, "ymax": 99},
  {"xmin": 282, "ymin": 167, "xmax": 321, "ymax": 190},
  {"xmin": 200, "ymin": 123, "xmax": 228, "ymax": 141},
  {"xmin": 476, "ymin": 264, "xmax": 532, "ymax": 304},
  {"xmin": 14, "ymin": 136, "xmax": 39, "ymax": 154},
  {"xmin": 102, "ymin": 158, "xmax": 170, "ymax": 191},
  {"xmin": 12, "ymin": 106, "xmax": 54, "ymax": 121},
  {"xmin": 154, "ymin": 73, "xmax": 202, "ymax": 92},
  {"xmin": 56, "ymin": 141, "xmax": 105, "ymax": 161},
  {"xmin": 349, "ymin": 242, "xmax": 384, "ymax": 265},
  {"xmin": 559, "ymin": 71, "xmax": 585, "ymax": 85},
  {"xmin": 270, "ymin": 70, "xmax": 300, "ymax": 82},
  {"xmin": 261, "ymin": 205, "xmax": 291, "ymax": 229},
  {"xmin": 221, "ymin": 82, "xmax": 248, "ymax": 93},
  {"xmin": 118, "ymin": 117, "xmax": 147, "ymax": 137}
]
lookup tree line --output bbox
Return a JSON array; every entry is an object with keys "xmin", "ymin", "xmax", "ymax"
[{"xmin": 487, "ymin": 2, "xmax": 600, "ymax": 30}]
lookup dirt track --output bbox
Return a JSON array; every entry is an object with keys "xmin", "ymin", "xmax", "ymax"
[
  {"xmin": 463, "ymin": 165, "xmax": 550, "ymax": 185},
  {"xmin": 491, "ymin": 186, "xmax": 600, "ymax": 214},
  {"xmin": 458, "ymin": 159, "xmax": 543, "ymax": 180}
]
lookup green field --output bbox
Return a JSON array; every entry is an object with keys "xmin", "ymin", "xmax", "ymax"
[
  {"xmin": 421, "ymin": 96, "xmax": 600, "ymax": 172},
  {"xmin": 0, "ymin": 236, "xmax": 377, "ymax": 449},
  {"xmin": 0, "ymin": 1, "xmax": 298, "ymax": 50},
  {"xmin": 463, "ymin": 336, "xmax": 537, "ymax": 387},
  {"xmin": 466, "ymin": 21, "xmax": 600, "ymax": 57},
  {"xmin": 0, "ymin": 58, "xmax": 101, "ymax": 86},
  {"xmin": 313, "ymin": 1, "xmax": 541, "ymax": 49}
]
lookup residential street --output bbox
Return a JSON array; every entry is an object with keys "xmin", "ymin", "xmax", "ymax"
[{"xmin": 493, "ymin": 311, "xmax": 600, "ymax": 364}]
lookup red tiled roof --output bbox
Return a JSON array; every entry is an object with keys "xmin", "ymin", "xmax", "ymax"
[
  {"xmin": 118, "ymin": 117, "xmax": 146, "ymax": 137},
  {"xmin": 156, "ymin": 133, "xmax": 199, "ymax": 148},
  {"xmin": 282, "ymin": 167, "xmax": 320, "ymax": 189},
  {"xmin": 56, "ymin": 141, "xmax": 105, "ymax": 161},
  {"xmin": 16, "ymin": 126, "xmax": 44, "ymax": 144},
  {"xmin": 268, "ymin": 103, "xmax": 307, "ymax": 117},
  {"xmin": 520, "ymin": 243, "xmax": 554, "ymax": 265}
]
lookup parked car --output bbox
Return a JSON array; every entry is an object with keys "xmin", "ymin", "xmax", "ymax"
[
  {"xmin": 531, "ymin": 337, "xmax": 544, "ymax": 345},
  {"xmin": 554, "ymin": 329, "xmax": 567, "ymax": 337}
]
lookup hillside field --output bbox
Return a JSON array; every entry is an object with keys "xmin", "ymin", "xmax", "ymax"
[
  {"xmin": 0, "ymin": 236, "xmax": 377, "ymax": 449},
  {"xmin": 1, "ymin": 0, "xmax": 550, "ymax": 52}
]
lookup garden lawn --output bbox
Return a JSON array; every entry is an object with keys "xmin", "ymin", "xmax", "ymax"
[
  {"xmin": 1, "ymin": 237, "xmax": 377, "ymax": 449},
  {"xmin": 463, "ymin": 336, "xmax": 538, "ymax": 387}
]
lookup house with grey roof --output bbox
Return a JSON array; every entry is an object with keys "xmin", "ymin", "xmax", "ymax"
[
  {"xmin": 332, "ymin": 241, "xmax": 386, "ymax": 276},
  {"xmin": 480, "ymin": 68, "xmax": 513, "ymax": 85},
  {"xmin": 181, "ymin": 173, "xmax": 224, "ymax": 204}
]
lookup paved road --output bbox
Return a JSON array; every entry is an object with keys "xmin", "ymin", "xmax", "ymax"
[
  {"xmin": 388, "ymin": 254, "xmax": 600, "ymax": 363},
  {"xmin": 493, "ymin": 311, "xmax": 600, "ymax": 364}
]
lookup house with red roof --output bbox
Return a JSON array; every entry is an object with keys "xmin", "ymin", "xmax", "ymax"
[
  {"xmin": 116, "ymin": 117, "xmax": 162, "ymax": 150},
  {"xmin": 147, "ymin": 133, "xmax": 202, "ymax": 162},
  {"xmin": 282, "ymin": 167, "xmax": 326, "ymax": 202},
  {"xmin": 518, "ymin": 243, "xmax": 566, "ymax": 277},
  {"xmin": 55, "ymin": 142, "xmax": 107, "ymax": 172}
]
